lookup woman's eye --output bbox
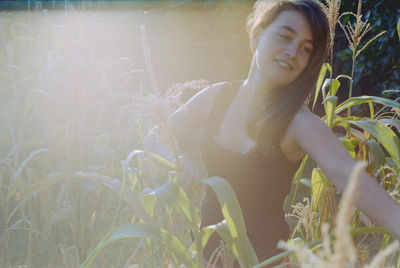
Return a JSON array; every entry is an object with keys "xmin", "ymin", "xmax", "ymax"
[
  {"xmin": 301, "ymin": 46, "xmax": 312, "ymax": 54},
  {"xmin": 278, "ymin": 33, "xmax": 290, "ymax": 41}
]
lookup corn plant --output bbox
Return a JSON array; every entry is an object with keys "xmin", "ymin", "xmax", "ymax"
[{"xmin": 284, "ymin": 0, "xmax": 400, "ymax": 265}]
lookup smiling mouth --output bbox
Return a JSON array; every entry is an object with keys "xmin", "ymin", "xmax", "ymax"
[{"xmin": 275, "ymin": 59, "xmax": 293, "ymax": 71}]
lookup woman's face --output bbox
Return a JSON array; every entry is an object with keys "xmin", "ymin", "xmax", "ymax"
[{"xmin": 254, "ymin": 10, "xmax": 314, "ymax": 88}]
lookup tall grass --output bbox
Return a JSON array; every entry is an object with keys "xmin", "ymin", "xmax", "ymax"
[
  {"xmin": 280, "ymin": 163, "xmax": 400, "ymax": 268},
  {"xmin": 0, "ymin": 9, "xmax": 152, "ymax": 267}
]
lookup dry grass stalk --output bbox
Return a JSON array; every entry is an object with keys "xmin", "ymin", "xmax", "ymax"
[
  {"xmin": 207, "ymin": 240, "xmax": 235, "ymax": 268},
  {"xmin": 319, "ymin": 0, "xmax": 340, "ymax": 108},
  {"xmin": 139, "ymin": 24, "xmax": 168, "ymax": 126},
  {"xmin": 140, "ymin": 24, "xmax": 160, "ymax": 95},
  {"xmin": 321, "ymin": 223, "xmax": 333, "ymax": 259},
  {"xmin": 139, "ymin": 24, "xmax": 171, "ymax": 150},
  {"xmin": 338, "ymin": 0, "xmax": 386, "ymax": 59},
  {"xmin": 139, "ymin": 24, "xmax": 184, "ymax": 164},
  {"xmin": 278, "ymin": 223, "xmax": 333, "ymax": 267},
  {"xmin": 394, "ymin": 107, "xmax": 400, "ymax": 118},
  {"xmin": 279, "ymin": 162, "xmax": 391, "ymax": 268},
  {"xmin": 220, "ymin": 242, "xmax": 236, "ymax": 268},
  {"xmin": 286, "ymin": 197, "xmax": 317, "ymax": 241},
  {"xmin": 321, "ymin": 185, "xmax": 338, "ymax": 227},
  {"xmin": 122, "ymin": 79, "xmax": 210, "ymax": 155},
  {"xmin": 338, "ymin": 0, "xmax": 386, "ymax": 120},
  {"xmin": 365, "ymin": 240, "xmax": 399, "ymax": 268},
  {"xmin": 320, "ymin": 0, "xmax": 341, "ymax": 55},
  {"xmin": 332, "ymin": 162, "xmax": 366, "ymax": 268},
  {"xmin": 376, "ymin": 164, "xmax": 400, "ymax": 202}
]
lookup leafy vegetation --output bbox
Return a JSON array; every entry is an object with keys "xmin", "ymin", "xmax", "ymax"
[{"xmin": 334, "ymin": 0, "xmax": 400, "ymax": 100}]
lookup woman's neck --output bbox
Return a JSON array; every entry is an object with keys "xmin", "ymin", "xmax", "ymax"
[{"xmin": 242, "ymin": 55, "xmax": 275, "ymax": 108}]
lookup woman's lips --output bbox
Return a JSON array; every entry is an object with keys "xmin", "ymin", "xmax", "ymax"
[{"xmin": 275, "ymin": 59, "xmax": 293, "ymax": 71}]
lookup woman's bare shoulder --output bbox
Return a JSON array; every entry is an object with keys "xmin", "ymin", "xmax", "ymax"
[
  {"xmin": 280, "ymin": 106, "xmax": 318, "ymax": 161},
  {"xmin": 173, "ymin": 81, "xmax": 227, "ymax": 119},
  {"xmin": 295, "ymin": 105, "xmax": 313, "ymax": 116},
  {"xmin": 190, "ymin": 81, "xmax": 228, "ymax": 108},
  {"xmin": 292, "ymin": 105, "xmax": 326, "ymax": 130},
  {"xmin": 169, "ymin": 82, "xmax": 228, "ymax": 137}
]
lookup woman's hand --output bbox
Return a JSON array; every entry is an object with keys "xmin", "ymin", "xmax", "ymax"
[
  {"xmin": 143, "ymin": 127, "xmax": 203, "ymax": 189},
  {"xmin": 177, "ymin": 155, "xmax": 202, "ymax": 189}
]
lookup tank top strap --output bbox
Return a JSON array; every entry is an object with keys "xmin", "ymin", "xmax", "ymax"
[{"xmin": 206, "ymin": 80, "xmax": 242, "ymax": 135}]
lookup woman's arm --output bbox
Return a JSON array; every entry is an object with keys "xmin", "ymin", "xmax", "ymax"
[
  {"xmin": 142, "ymin": 83, "xmax": 224, "ymax": 186},
  {"xmin": 286, "ymin": 106, "xmax": 400, "ymax": 240},
  {"xmin": 143, "ymin": 82, "xmax": 224, "ymax": 158},
  {"xmin": 167, "ymin": 82, "xmax": 225, "ymax": 141}
]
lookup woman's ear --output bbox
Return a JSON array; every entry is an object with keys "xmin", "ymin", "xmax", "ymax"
[
  {"xmin": 251, "ymin": 37, "xmax": 259, "ymax": 52},
  {"xmin": 251, "ymin": 27, "xmax": 262, "ymax": 52}
]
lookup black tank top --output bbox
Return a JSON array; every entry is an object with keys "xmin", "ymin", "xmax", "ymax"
[{"xmin": 200, "ymin": 81, "xmax": 301, "ymax": 260}]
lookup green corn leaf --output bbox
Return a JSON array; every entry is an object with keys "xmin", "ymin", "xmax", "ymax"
[
  {"xmin": 313, "ymin": 63, "xmax": 330, "ymax": 110},
  {"xmin": 368, "ymin": 101, "xmax": 374, "ymax": 119},
  {"xmin": 300, "ymin": 178, "xmax": 311, "ymax": 188},
  {"xmin": 366, "ymin": 140, "xmax": 387, "ymax": 175},
  {"xmin": 329, "ymin": 79, "xmax": 341, "ymax": 97},
  {"xmin": 336, "ymin": 74, "xmax": 352, "ymax": 81},
  {"xmin": 346, "ymin": 119, "xmax": 400, "ymax": 167},
  {"xmin": 150, "ymin": 151, "xmax": 178, "ymax": 170},
  {"xmin": 74, "ymin": 172, "xmax": 153, "ymax": 224},
  {"xmin": 379, "ymin": 118, "xmax": 400, "ymax": 133},
  {"xmin": 123, "ymin": 149, "xmax": 146, "ymax": 169},
  {"xmin": 311, "ymin": 168, "xmax": 329, "ymax": 213},
  {"xmin": 15, "ymin": 172, "xmax": 68, "ymax": 199},
  {"xmin": 140, "ymin": 187, "xmax": 157, "ymax": 218},
  {"xmin": 333, "ymin": 116, "xmax": 363, "ymax": 130},
  {"xmin": 80, "ymin": 223, "xmax": 196, "ymax": 268},
  {"xmin": 325, "ymin": 63, "xmax": 332, "ymax": 74},
  {"xmin": 339, "ymin": 137, "xmax": 357, "ymax": 159},
  {"xmin": 289, "ymin": 155, "xmax": 309, "ymax": 206},
  {"xmin": 325, "ymin": 96, "xmax": 338, "ymax": 128},
  {"xmin": 321, "ymin": 79, "xmax": 329, "ymax": 101},
  {"xmin": 143, "ymin": 181, "xmax": 198, "ymax": 225},
  {"xmin": 351, "ymin": 226, "xmax": 390, "ymax": 236},
  {"xmin": 124, "ymin": 150, "xmax": 177, "ymax": 171},
  {"xmin": 205, "ymin": 220, "xmax": 233, "ymax": 250},
  {"xmin": 199, "ymin": 176, "xmax": 258, "ymax": 267},
  {"xmin": 397, "ymin": 17, "xmax": 400, "ymax": 40},
  {"xmin": 7, "ymin": 148, "xmax": 51, "ymax": 200},
  {"xmin": 335, "ymin": 96, "xmax": 400, "ymax": 114},
  {"xmin": 203, "ymin": 220, "xmax": 255, "ymax": 267},
  {"xmin": 190, "ymin": 227, "xmax": 214, "ymax": 252},
  {"xmin": 322, "ymin": 79, "xmax": 341, "ymax": 99},
  {"xmin": 13, "ymin": 149, "xmax": 51, "ymax": 180}
]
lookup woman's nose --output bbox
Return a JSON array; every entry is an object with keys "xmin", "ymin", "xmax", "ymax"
[{"xmin": 284, "ymin": 42, "xmax": 298, "ymax": 58}]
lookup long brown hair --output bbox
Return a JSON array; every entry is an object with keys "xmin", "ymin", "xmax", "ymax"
[{"xmin": 246, "ymin": 0, "xmax": 329, "ymax": 150}]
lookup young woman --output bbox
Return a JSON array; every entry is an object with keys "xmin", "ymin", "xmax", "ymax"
[{"xmin": 145, "ymin": 0, "xmax": 400, "ymax": 265}]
